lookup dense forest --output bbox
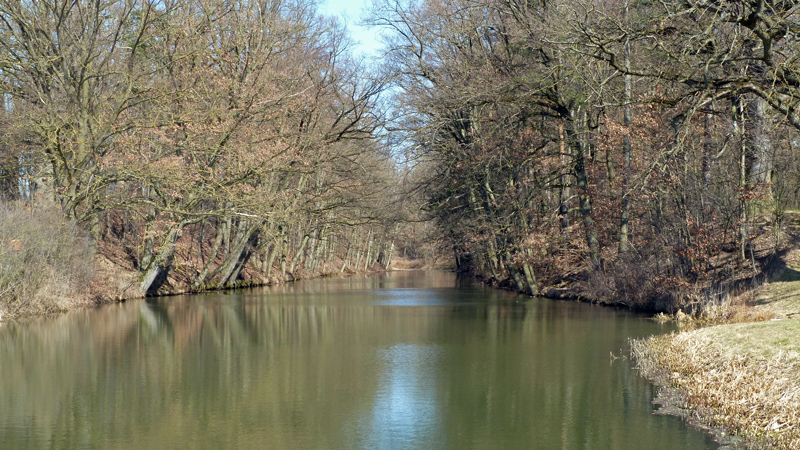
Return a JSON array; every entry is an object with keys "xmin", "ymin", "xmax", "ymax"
[
  {"xmin": 1, "ymin": 0, "xmax": 800, "ymax": 317},
  {"xmin": 0, "ymin": 0, "xmax": 402, "ymax": 316},
  {"xmin": 368, "ymin": 0, "xmax": 800, "ymax": 310}
]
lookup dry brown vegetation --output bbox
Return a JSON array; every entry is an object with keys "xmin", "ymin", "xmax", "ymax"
[
  {"xmin": 367, "ymin": 0, "xmax": 800, "ymax": 314},
  {"xmin": 0, "ymin": 199, "xmax": 409, "ymax": 319},
  {"xmin": 0, "ymin": 202, "xmax": 94, "ymax": 318},
  {"xmin": 632, "ymin": 328, "xmax": 800, "ymax": 450},
  {"xmin": 0, "ymin": 0, "xmax": 413, "ymax": 307},
  {"xmin": 631, "ymin": 214, "xmax": 800, "ymax": 449}
]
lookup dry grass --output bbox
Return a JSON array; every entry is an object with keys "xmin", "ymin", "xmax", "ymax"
[
  {"xmin": 0, "ymin": 202, "xmax": 94, "ymax": 319},
  {"xmin": 88, "ymin": 254, "xmax": 141, "ymax": 303},
  {"xmin": 632, "ymin": 326, "xmax": 800, "ymax": 449},
  {"xmin": 695, "ymin": 294, "xmax": 778, "ymax": 325},
  {"xmin": 652, "ymin": 291, "xmax": 777, "ymax": 328},
  {"xmin": 699, "ymin": 319, "xmax": 800, "ymax": 363},
  {"xmin": 632, "ymin": 212, "xmax": 800, "ymax": 449}
]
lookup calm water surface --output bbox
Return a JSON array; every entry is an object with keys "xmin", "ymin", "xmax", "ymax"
[{"xmin": 0, "ymin": 271, "xmax": 718, "ymax": 449}]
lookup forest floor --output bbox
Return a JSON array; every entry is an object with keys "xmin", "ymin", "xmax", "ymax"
[{"xmin": 632, "ymin": 212, "xmax": 800, "ymax": 450}]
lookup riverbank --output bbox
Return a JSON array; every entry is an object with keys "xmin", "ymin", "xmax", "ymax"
[
  {"xmin": 631, "ymin": 256, "xmax": 800, "ymax": 449},
  {"xmin": 91, "ymin": 255, "xmax": 432, "ymax": 302},
  {"xmin": 1, "ymin": 242, "xmax": 429, "ymax": 321}
]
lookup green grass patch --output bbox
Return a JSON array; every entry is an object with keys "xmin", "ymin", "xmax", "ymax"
[
  {"xmin": 755, "ymin": 280, "xmax": 800, "ymax": 318},
  {"xmin": 697, "ymin": 319, "xmax": 800, "ymax": 359}
]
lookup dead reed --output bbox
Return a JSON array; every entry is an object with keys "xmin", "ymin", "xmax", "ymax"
[{"xmin": 632, "ymin": 331, "xmax": 800, "ymax": 449}]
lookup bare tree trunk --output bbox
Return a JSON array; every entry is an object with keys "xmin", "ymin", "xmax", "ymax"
[
  {"xmin": 193, "ymin": 222, "xmax": 225, "ymax": 290},
  {"xmin": 139, "ymin": 197, "xmax": 157, "ymax": 270},
  {"xmin": 735, "ymin": 97, "xmax": 748, "ymax": 262},
  {"xmin": 748, "ymin": 95, "xmax": 773, "ymax": 189},
  {"xmin": 314, "ymin": 228, "xmax": 327, "ymax": 272},
  {"xmin": 522, "ymin": 257, "xmax": 538, "ymax": 296},
  {"xmin": 558, "ymin": 121, "xmax": 570, "ymax": 241},
  {"xmin": 223, "ymin": 215, "xmax": 232, "ymax": 255},
  {"xmin": 290, "ymin": 234, "xmax": 309, "ymax": 274},
  {"xmin": 619, "ymin": 15, "xmax": 632, "ymax": 252},
  {"xmin": 340, "ymin": 245, "xmax": 351, "ymax": 274},
  {"xmin": 385, "ymin": 241, "xmax": 394, "ymax": 269},
  {"xmin": 702, "ymin": 107, "xmax": 714, "ymax": 213},
  {"xmin": 503, "ymin": 250, "xmax": 528, "ymax": 294},
  {"xmin": 261, "ymin": 244, "xmax": 272, "ymax": 276},
  {"xmin": 140, "ymin": 221, "xmax": 195, "ymax": 296},
  {"xmin": 363, "ymin": 231, "xmax": 373, "ymax": 271},
  {"xmin": 354, "ymin": 249, "xmax": 363, "ymax": 272},
  {"xmin": 304, "ymin": 226, "xmax": 319, "ymax": 270},
  {"xmin": 217, "ymin": 223, "xmax": 260, "ymax": 287},
  {"xmin": 566, "ymin": 113, "xmax": 600, "ymax": 268},
  {"xmin": 326, "ymin": 234, "xmax": 336, "ymax": 267},
  {"xmin": 265, "ymin": 242, "xmax": 279, "ymax": 279}
]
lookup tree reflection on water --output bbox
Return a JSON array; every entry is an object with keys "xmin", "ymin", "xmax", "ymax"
[{"xmin": 0, "ymin": 271, "xmax": 717, "ymax": 449}]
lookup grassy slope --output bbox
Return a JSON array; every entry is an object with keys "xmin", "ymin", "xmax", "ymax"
[{"xmin": 633, "ymin": 217, "xmax": 800, "ymax": 450}]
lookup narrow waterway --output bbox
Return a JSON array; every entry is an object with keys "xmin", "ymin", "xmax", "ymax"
[{"xmin": 0, "ymin": 271, "xmax": 717, "ymax": 449}]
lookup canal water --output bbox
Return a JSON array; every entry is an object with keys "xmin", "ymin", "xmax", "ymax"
[{"xmin": 0, "ymin": 271, "xmax": 717, "ymax": 449}]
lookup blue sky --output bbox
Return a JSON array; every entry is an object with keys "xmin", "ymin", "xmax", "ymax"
[{"xmin": 319, "ymin": 0, "xmax": 382, "ymax": 58}]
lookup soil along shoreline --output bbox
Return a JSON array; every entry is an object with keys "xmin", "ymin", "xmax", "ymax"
[{"xmin": 0, "ymin": 251, "xmax": 428, "ymax": 321}]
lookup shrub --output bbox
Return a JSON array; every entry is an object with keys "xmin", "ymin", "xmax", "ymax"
[{"xmin": 0, "ymin": 202, "xmax": 93, "ymax": 318}]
